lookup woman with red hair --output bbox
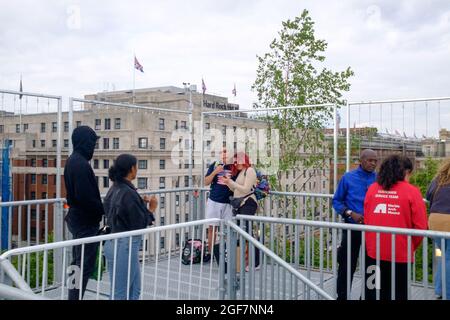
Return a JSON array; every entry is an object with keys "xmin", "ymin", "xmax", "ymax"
[{"xmin": 221, "ymin": 152, "xmax": 259, "ymax": 270}]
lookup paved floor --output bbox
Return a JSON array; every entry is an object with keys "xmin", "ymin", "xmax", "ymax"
[{"xmin": 43, "ymin": 256, "xmax": 436, "ymax": 300}]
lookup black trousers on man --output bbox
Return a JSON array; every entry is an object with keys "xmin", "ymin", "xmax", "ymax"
[
  {"xmin": 336, "ymin": 228, "xmax": 362, "ymax": 300},
  {"xmin": 66, "ymin": 216, "xmax": 99, "ymax": 300}
]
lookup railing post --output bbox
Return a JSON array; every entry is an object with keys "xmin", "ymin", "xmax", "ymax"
[
  {"xmin": 218, "ymin": 221, "xmax": 226, "ymax": 300},
  {"xmin": 53, "ymin": 201, "xmax": 64, "ymax": 285},
  {"xmin": 227, "ymin": 223, "xmax": 237, "ymax": 300}
]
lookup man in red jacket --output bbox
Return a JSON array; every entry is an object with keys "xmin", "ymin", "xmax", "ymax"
[{"xmin": 364, "ymin": 155, "xmax": 428, "ymax": 300}]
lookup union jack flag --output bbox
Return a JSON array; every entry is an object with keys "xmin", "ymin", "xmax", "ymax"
[
  {"xmin": 134, "ymin": 56, "xmax": 144, "ymax": 73},
  {"xmin": 232, "ymin": 83, "xmax": 236, "ymax": 97}
]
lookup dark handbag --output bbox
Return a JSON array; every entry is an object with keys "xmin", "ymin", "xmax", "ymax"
[{"xmin": 229, "ymin": 192, "xmax": 254, "ymax": 215}]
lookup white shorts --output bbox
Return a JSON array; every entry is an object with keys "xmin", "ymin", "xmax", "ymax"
[{"xmin": 205, "ymin": 199, "xmax": 233, "ymax": 225}]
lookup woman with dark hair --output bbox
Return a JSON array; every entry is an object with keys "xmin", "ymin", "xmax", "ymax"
[
  {"xmin": 363, "ymin": 155, "xmax": 428, "ymax": 300},
  {"xmin": 103, "ymin": 154, "xmax": 158, "ymax": 300},
  {"xmin": 426, "ymin": 158, "xmax": 450, "ymax": 300},
  {"xmin": 221, "ymin": 152, "xmax": 260, "ymax": 271}
]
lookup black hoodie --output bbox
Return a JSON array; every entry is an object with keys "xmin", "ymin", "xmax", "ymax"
[{"xmin": 64, "ymin": 126, "xmax": 105, "ymax": 226}]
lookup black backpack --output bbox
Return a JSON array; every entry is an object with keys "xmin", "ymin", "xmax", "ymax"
[{"xmin": 181, "ymin": 239, "xmax": 211, "ymax": 265}]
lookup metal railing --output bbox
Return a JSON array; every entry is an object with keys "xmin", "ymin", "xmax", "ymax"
[
  {"xmin": 236, "ymin": 215, "xmax": 449, "ymax": 300},
  {"xmin": 0, "ymin": 217, "xmax": 333, "ymax": 300}
]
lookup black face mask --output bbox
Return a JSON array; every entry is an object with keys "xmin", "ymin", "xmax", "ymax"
[{"xmin": 72, "ymin": 126, "xmax": 99, "ymax": 161}]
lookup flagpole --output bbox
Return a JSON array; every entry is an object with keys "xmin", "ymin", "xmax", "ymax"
[
  {"xmin": 133, "ymin": 54, "xmax": 136, "ymax": 104},
  {"xmin": 19, "ymin": 74, "xmax": 22, "ymax": 131}
]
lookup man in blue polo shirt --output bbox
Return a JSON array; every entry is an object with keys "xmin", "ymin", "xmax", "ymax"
[
  {"xmin": 333, "ymin": 149, "xmax": 377, "ymax": 300},
  {"xmin": 204, "ymin": 148, "xmax": 235, "ymax": 256}
]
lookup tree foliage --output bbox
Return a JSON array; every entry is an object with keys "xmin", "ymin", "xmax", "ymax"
[
  {"xmin": 409, "ymin": 157, "xmax": 440, "ymax": 196},
  {"xmin": 252, "ymin": 10, "xmax": 354, "ymax": 191}
]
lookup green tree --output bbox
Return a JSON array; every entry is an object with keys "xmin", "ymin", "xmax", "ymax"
[
  {"xmin": 252, "ymin": 9, "xmax": 354, "ymax": 191},
  {"xmin": 409, "ymin": 157, "xmax": 439, "ymax": 196}
]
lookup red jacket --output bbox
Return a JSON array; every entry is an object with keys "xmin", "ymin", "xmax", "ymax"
[{"xmin": 364, "ymin": 181, "xmax": 428, "ymax": 263}]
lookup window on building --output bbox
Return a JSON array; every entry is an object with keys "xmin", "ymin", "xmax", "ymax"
[
  {"xmin": 176, "ymin": 214, "xmax": 180, "ymax": 223},
  {"xmin": 233, "ymin": 126, "xmax": 237, "ymax": 133},
  {"xmin": 0, "ymin": 125, "xmax": 3, "ymax": 133},
  {"xmin": 103, "ymin": 138, "xmax": 109, "ymax": 149},
  {"xmin": 15, "ymin": 124, "xmax": 20, "ymax": 133},
  {"xmin": 103, "ymin": 176, "xmax": 109, "ymax": 188},
  {"xmin": 40, "ymin": 140, "xmax": 45, "ymax": 148},
  {"xmin": 32, "ymin": 140, "xmax": 36, "ymax": 148},
  {"xmin": 95, "ymin": 119, "xmax": 101, "ymax": 130},
  {"xmin": 93, "ymin": 159, "xmax": 99, "ymax": 169},
  {"xmin": 185, "ymin": 214, "xmax": 189, "ymax": 222},
  {"xmin": 52, "ymin": 140, "xmax": 57, "ymax": 148},
  {"xmin": 137, "ymin": 177, "xmax": 147, "ymax": 189},
  {"xmin": 64, "ymin": 139, "xmax": 69, "ymax": 148},
  {"xmin": 31, "ymin": 158, "xmax": 36, "ymax": 167},
  {"xmin": 175, "ymin": 177, "xmax": 180, "ymax": 188},
  {"xmin": 160, "ymin": 216, "xmax": 165, "ymax": 225},
  {"xmin": 41, "ymin": 192, "xmax": 47, "ymax": 199},
  {"xmin": 222, "ymin": 125, "xmax": 226, "ymax": 136},
  {"xmin": 160, "ymin": 138, "xmax": 166, "ymax": 150},
  {"xmin": 159, "ymin": 177, "xmax": 165, "ymax": 189},
  {"xmin": 31, "ymin": 174, "xmax": 36, "ymax": 184},
  {"xmin": 160, "ymin": 237, "xmax": 165, "ymax": 250},
  {"xmin": 181, "ymin": 121, "xmax": 187, "ymax": 129},
  {"xmin": 205, "ymin": 123, "xmax": 210, "ymax": 129},
  {"xmin": 95, "ymin": 139, "xmax": 99, "ymax": 149},
  {"xmin": 42, "ymin": 159, "xmax": 48, "ymax": 167},
  {"xmin": 175, "ymin": 195, "xmax": 180, "ymax": 207},
  {"xmin": 31, "ymin": 192, "xmax": 36, "ymax": 200},
  {"xmin": 76, "ymin": 121, "xmax": 82, "ymax": 128},
  {"xmin": 41, "ymin": 174, "xmax": 48, "ymax": 185},
  {"xmin": 40, "ymin": 123, "xmax": 46, "ymax": 133},
  {"xmin": 113, "ymin": 138, "xmax": 119, "ymax": 149},
  {"xmin": 159, "ymin": 118, "xmax": 165, "ymax": 130},
  {"xmin": 114, "ymin": 118, "xmax": 121, "ymax": 129},
  {"xmin": 160, "ymin": 159, "xmax": 165, "ymax": 170},
  {"xmin": 175, "ymin": 120, "xmax": 179, "ymax": 129},
  {"xmin": 52, "ymin": 122, "xmax": 57, "ymax": 133},
  {"xmin": 138, "ymin": 160, "xmax": 147, "ymax": 170},
  {"xmin": 176, "ymin": 233, "xmax": 180, "ymax": 246},
  {"xmin": 64, "ymin": 121, "xmax": 69, "ymax": 132},
  {"xmin": 103, "ymin": 159, "xmax": 109, "ymax": 169},
  {"xmin": 138, "ymin": 137, "xmax": 148, "ymax": 149},
  {"xmin": 323, "ymin": 180, "xmax": 326, "ymax": 189},
  {"xmin": 160, "ymin": 196, "xmax": 165, "ymax": 209},
  {"xmin": 104, "ymin": 118, "xmax": 111, "ymax": 130},
  {"xmin": 184, "ymin": 176, "xmax": 189, "ymax": 187}
]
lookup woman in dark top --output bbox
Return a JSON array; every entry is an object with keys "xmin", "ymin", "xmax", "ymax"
[
  {"xmin": 426, "ymin": 158, "xmax": 450, "ymax": 300},
  {"xmin": 103, "ymin": 154, "xmax": 157, "ymax": 300}
]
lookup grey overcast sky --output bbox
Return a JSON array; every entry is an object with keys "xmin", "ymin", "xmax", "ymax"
[{"xmin": 0, "ymin": 0, "xmax": 449, "ymax": 112}]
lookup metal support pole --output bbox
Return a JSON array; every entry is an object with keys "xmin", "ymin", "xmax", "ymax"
[
  {"xmin": 346, "ymin": 102, "xmax": 350, "ymax": 172},
  {"xmin": 68, "ymin": 97, "xmax": 74, "ymax": 156},
  {"xmin": 333, "ymin": 105, "xmax": 338, "ymax": 193}
]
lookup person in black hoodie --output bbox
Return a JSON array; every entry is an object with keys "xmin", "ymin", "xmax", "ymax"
[
  {"xmin": 64, "ymin": 126, "xmax": 104, "ymax": 300},
  {"xmin": 103, "ymin": 154, "xmax": 157, "ymax": 300}
]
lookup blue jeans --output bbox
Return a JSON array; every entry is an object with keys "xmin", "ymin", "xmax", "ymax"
[
  {"xmin": 104, "ymin": 236, "xmax": 142, "ymax": 300},
  {"xmin": 434, "ymin": 238, "xmax": 450, "ymax": 299}
]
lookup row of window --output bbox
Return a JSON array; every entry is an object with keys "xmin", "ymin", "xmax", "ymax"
[
  {"xmin": 94, "ymin": 118, "xmax": 121, "ymax": 130},
  {"xmin": 92, "ymin": 159, "xmax": 166, "ymax": 170},
  {"xmin": 94, "ymin": 175, "xmax": 191, "ymax": 189},
  {"xmin": 12, "ymin": 121, "xmax": 83, "ymax": 134}
]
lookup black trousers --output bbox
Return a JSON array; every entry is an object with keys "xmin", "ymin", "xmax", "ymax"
[
  {"xmin": 236, "ymin": 198, "xmax": 260, "ymax": 267},
  {"xmin": 364, "ymin": 255, "xmax": 408, "ymax": 300},
  {"xmin": 336, "ymin": 229, "xmax": 362, "ymax": 300},
  {"xmin": 66, "ymin": 220, "xmax": 99, "ymax": 300}
]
